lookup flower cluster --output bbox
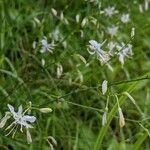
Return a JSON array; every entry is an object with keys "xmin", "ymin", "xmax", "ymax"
[
  {"xmin": 88, "ymin": 40, "xmax": 133, "ymax": 67},
  {"xmin": 87, "ymin": 5, "xmax": 134, "ymax": 68}
]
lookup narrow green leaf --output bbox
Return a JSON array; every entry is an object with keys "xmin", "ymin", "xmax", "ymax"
[{"xmin": 131, "ymin": 132, "xmax": 148, "ymax": 150}]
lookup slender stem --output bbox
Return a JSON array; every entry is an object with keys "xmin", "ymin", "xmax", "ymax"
[
  {"xmin": 105, "ymin": 96, "xmax": 109, "ymax": 109},
  {"xmin": 64, "ymin": 100, "xmax": 103, "ymax": 113},
  {"xmin": 108, "ymin": 76, "xmax": 150, "ymax": 87}
]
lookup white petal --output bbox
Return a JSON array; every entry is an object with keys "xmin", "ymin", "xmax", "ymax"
[
  {"xmin": 41, "ymin": 39, "xmax": 47, "ymax": 46},
  {"xmin": 23, "ymin": 116, "xmax": 36, "ymax": 123},
  {"xmin": 89, "ymin": 40, "xmax": 100, "ymax": 49},
  {"xmin": 7, "ymin": 104, "xmax": 15, "ymax": 115},
  {"xmin": 18, "ymin": 105, "xmax": 23, "ymax": 115},
  {"xmin": 119, "ymin": 54, "xmax": 124, "ymax": 65},
  {"xmin": 22, "ymin": 121, "xmax": 33, "ymax": 128},
  {"xmin": 89, "ymin": 40, "xmax": 98, "ymax": 46}
]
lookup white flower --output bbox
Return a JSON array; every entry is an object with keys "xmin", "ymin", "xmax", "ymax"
[
  {"xmin": 51, "ymin": 28, "xmax": 60, "ymax": 41},
  {"xmin": 121, "ymin": 14, "xmax": 130, "ymax": 23},
  {"xmin": 104, "ymin": 6, "xmax": 118, "ymax": 17},
  {"xmin": 0, "ymin": 104, "xmax": 36, "ymax": 143},
  {"xmin": 89, "ymin": 40, "xmax": 110, "ymax": 64},
  {"xmin": 102, "ymin": 80, "xmax": 108, "ymax": 95},
  {"xmin": 117, "ymin": 43, "xmax": 133, "ymax": 66},
  {"xmin": 40, "ymin": 38, "xmax": 54, "ymax": 53},
  {"xmin": 7, "ymin": 104, "xmax": 36, "ymax": 129},
  {"xmin": 107, "ymin": 26, "xmax": 118, "ymax": 37}
]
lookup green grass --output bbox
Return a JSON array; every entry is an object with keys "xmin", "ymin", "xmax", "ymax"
[{"xmin": 0, "ymin": 0, "xmax": 150, "ymax": 149}]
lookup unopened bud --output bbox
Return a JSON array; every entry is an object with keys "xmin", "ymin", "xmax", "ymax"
[
  {"xmin": 81, "ymin": 18, "xmax": 87, "ymax": 27},
  {"xmin": 39, "ymin": 108, "xmax": 52, "ymax": 113},
  {"xmin": 41, "ymin": 59, "xmax": 45, "ymax": 67},
  {"xmin": 76, "ymin": 14, "xmax": 80, "ymax": 23},
  {"xmin": 102, "ymin": 80, "xmax": 108, "ymax": 95},
  {"xmin": 131, "ymin": 27, "xmax": 135, "ymax": 38},
  {"xmin": 57, "ymin": 64, "xmax": 63, "ymax": 78},
  {"xmin": 0, "ymin": 112, "xmax": 11, "ymax": 128},
  {"xmin": 118, "ymin": 107, "xmax": 125, "ymax": 128},
  {"xmin": 51, "ymin": 8, "xmax": 57, "ymax": 16},
  {"xmin": 60, "ymin": 11, "xmax": 64, "ymax": 21},
  {"xmin": 26, "ymin": 129, "xmax": 32, "ymax": 144},
  {"xmin": 102, "ymin": 111, "xmax": 107, "ymax": 126},
  {"xmin": 145, "ymin": 0, "xmax": 149, "ymax": 11}
]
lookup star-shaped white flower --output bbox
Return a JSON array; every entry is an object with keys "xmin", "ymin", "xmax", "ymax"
[
  {"xmin": 7, "ymin": 104, "xmax": 36, "ymax": 129},
  {"xmin": 104, "ymin": 6, "xmax": 118, "ymax": 17},
  {"xmin": 121, "ymin": 14, "xmax": 130, "ymax": 23},
  {"xmin": 89, "ymin": 40, "xmax": 110, "ymax": 65},
  {"xmin": 107, "ymin": 26, "xmax": 118, "ymax": 37},
  {"xmin": 40, "ymin": 38, "xmax": 54, "ymax": 53},
  {"xmin": 0, "ymin": 104, "xmax": 36, "ymax": 143},
  {"xmin": 117, "ymin": 43, "xmax": 133, "ymax": 66}
]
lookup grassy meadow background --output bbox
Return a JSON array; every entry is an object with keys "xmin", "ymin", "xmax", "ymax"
[{"xmin": 0, "ymin": 0, "xmax": 150, "ymax": 149}]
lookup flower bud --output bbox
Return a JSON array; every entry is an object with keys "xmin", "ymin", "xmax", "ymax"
[
  {"xmin": 76, "ymin": 14, "xmax": 80, "ymax": 23},
  {"xmin": 41, "ymin": 59, "xmax": 45, "ymax": 67},
  {"xmin": 57, "ymin": 64, "xmax": 63, "ymax": 79},
  {"xmin": 26, "ymin": 129, "xmax": 32, "ymax": 144},
  {"xmin": 131, "ymin": 27, "xmax": 135, "ymax": 38},
  {"xmin": 0, "ymin": 112, "xmax": 10, "ymax": 128},
  {"xmin": 51, "ymin": 8, "xmax": 57, "ymax": 16},
  {"xmin": 102, "ymin": 80, "xmax": 108, "ymax": 95},
  {"xmin": 102, "ymin": 111, "xmax": 107, "ymax": 126},
  {"xmin": 81, "ymin": 18, "xmax": 87, "ymax": 27},
  {"xmin": 118, "ymin": 107, "xmax": 125, "ymax": 128},
  {"xmin": 39, "ymin": 108, "xmax": 52, "ymax": 113}
]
